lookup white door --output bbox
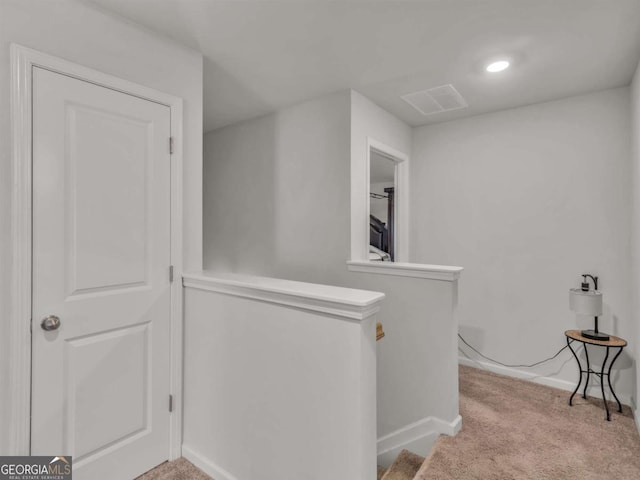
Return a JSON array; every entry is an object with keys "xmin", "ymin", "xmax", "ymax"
[{"xmin": 31, "ymin": 67, "xmax": 172, "ymax": 480}]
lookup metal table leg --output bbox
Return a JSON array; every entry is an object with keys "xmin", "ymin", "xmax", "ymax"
[
  {"xmin": 567, "ymin": 338, "xmax": 582, "ymax": 406},
  {"xmin": 607, "ymin": 346, "xmax": 624, "ymax": 414},
  {"xmin": 583, "ymin": 345, "xmax": 590, "ymax": 399},
  {"xmin": 600, "ymin": 346, "xmax": 611, "ymax": 421}
]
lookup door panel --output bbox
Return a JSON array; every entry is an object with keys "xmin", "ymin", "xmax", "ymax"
[
  {"xmin": 31, "ymin": 67, "xmax": 172, "ymax": 480},
  {"xmin": 66, "ymin": 323, "xmax": 150, "ymax": 461},
  {"xmin": 67, "ymin": 104, "xmax": 150, "ymax": 295}
]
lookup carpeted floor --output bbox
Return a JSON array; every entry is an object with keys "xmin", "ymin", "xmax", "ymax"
[
  {"xmin": 135, "ymin": 458, "xmax": 211, "ymax": 480},
  {"xmin": 138, "ymin": 365, "xmax": 640, "ymax": 480},
  {"xmin": 416, "ymin": 365, "xmax": 640, "ymax": 480}
]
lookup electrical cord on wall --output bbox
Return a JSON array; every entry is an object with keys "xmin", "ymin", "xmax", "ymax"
[{"xmin": 458, "ymin": 333, "xmax": 575, "ymax": 368}]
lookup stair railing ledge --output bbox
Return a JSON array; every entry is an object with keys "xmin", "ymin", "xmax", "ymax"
[
  {"xmin": 346, "ymin": 261, "xmax": 463, "ymax": 282},
  {"xmin": 182, "ymin": 271, "xmax": 386, "ymax": 322}
]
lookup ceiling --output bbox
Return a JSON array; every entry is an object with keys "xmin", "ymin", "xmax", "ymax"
[
  {"xmin": 370, "ymin": 151, "xmax": 395, "ymax": 184},
  {"xmin": 83, "ymin": 0, "xmax": 640, "ymax": 132}
]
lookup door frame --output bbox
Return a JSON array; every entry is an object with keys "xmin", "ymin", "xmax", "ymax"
[
  {"xmin": 364, "ymin": 137, "xmax": 409, "ymax": 262},
  {"xmin": 9, "ymin": 44, "xmax": 185, "ymax": 460}
]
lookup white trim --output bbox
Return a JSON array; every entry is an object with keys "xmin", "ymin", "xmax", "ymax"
[
  {"xmin": 182, "ymin": 445, "xmax": 239, "ymax": 480},
  {"xmin": 347, "ymin": 261, "xmax": 463, "ymax": 282},
  {"xmin": 183, "ymin": 272, "xmax": 386, "ymax": 322},
  {"xmin": 9, "ymin": 43, "xmax": 32, "ymax": 456},
  {"xmin": 377, "ymin": 415, "xmax": 462, "ymax": 456},
  {"xmin": 168, "ymin": 102, "xmax": 184, "ymax": 461},
  {"xmin": 458, "ymin": 356, "xmax": 634, "ymax": 406},
  {"xmin": 365, "ymin": 138, "xmax": 410, "ymax": 263},
  {"xmin": 9, "ymin": 44, "xmax": 185, "ymax": 459}
]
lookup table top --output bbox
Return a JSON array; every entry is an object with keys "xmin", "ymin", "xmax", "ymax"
[{"xmin": 565, "ymin": 329, "xmax": 627, "ymax": 347}]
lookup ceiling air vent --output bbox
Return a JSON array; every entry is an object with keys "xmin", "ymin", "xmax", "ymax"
[{"xmin": 401, "ymin": 84, "xmax": 468, "ymax": 116}]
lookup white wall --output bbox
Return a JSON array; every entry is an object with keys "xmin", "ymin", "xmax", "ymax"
[
  {"xmin": 630, "ymin": 63, "xmax": 640, "ymax": 422},
  {"xmin": 182, "ymin": 273, "xmax": 380, "ymax": 480},
  {"xmin": 203, "ymin": 90, "xmax": 461, "ymax": 463},
  {"xmin": 351, "ymin": 90, "xmax": 412, "ymax": 262},
  {"xmin": 412, "ymin": 88, "xmax": 634, "ymax": 402},
  {"xmin": 204, "ymin": 91, "xmax": 351, "ymax": 284},
  {"xmin": 0, "ymin": 0, "xmax": 203, "ymax": 454},
  {"xmin": 348, "ymin": 92, "xmax": 460, "ymax": 449},
  {"xmin": 347, "ymin": 271, "xmax": 460, "ymax": 464}
]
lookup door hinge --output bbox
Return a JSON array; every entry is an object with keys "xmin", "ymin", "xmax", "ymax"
[
  {"xmin": 169, "ymin": 265, "xmax": 174, "ymax": 283},
  {"xmin": 169, "ymin": 137, "xmax": 174, "ymax": 155},
  {"xmin": 169, "ymin": 394, "xmax": 173, "ymax": 413}
]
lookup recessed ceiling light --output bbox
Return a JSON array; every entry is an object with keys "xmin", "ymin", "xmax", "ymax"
[{"xmin": 486, "ymin": 60, "xmax": 510, "ymax": 73}]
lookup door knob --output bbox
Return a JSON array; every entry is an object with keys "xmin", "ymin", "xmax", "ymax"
[{"xmin": 41, "ymin": 315, "xmax": 61, "ymax": 331}]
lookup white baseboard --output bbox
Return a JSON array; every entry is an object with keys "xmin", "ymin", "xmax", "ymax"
[
  {"xmin": 376, "ymin": 415, "xmax": 462, "ymax": 466},
  {"xmin": 182, "ymin": 445, "xmax": 238, "ymax": 480},
  {"xmin": 458, "ymin": 356, "xmax": 633, "ymax": 406}
]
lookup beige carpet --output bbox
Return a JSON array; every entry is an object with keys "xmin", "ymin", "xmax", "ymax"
[
  {"xmin": 378, "ymin": 465, "xmax": 388, "ymax": 480},
  {"xmin": 416, "ymin": 365, "xmax": 640, "ymax": 480},
  {"xmin": 136, "ymin": 458, "xmax": 211, "ymax": 480},
  {"xmin": 381, "ymin": 449, "xmax": 425, "ymax": 480}
]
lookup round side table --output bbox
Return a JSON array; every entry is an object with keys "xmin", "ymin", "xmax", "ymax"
[{"xmin": 564, "ymin": 329, "xmax": 627, "ymax": 421}]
